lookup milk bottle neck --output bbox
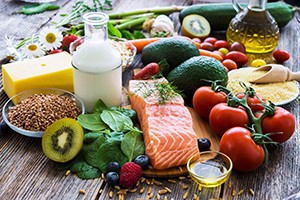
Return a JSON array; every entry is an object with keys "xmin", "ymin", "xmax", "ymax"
[{"xmin": 83, "ymin": 12, "xmax": 109, "ymax": 42}]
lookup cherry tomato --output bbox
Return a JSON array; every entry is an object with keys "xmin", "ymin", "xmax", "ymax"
[
  {"xmin": 220, "ymin": 127, "xmax": 265, "ymax": 172},
  {"xmin": 213, "ymin": 50, "xmax": 225, "ymax": 60},
  {"xmin": 273, "ymin": 49, "xmax": 290, "ymax": 63},
  {"xmin": 192, "ymin": 37, "xmax": 202, "ymax": 44},
  {"xmin": 218, "ymin": 47, "xmax": 229, "ymax": 56},
  {"xmin": 209, "ymin": 103, "xmax": 249, "ymax": 137},
  {"xmin": 193, "ymin": 86, "xmax": 227, "ymax": 120},
  {"xmin": 214, "ymin": 40, "xmax": 230, "ymax": 50},
  {"xmin": 225, "ymin": 51, "xmax": 248, "ymax": 66},
  {"xmin": 230, "ymin": 41, "xmax": 246, "ymax": 53},
  {"xmin": 257, "ymin": 107, "xmax": 295, "ymax": 143},
  {"xmin": 222, "ymin": 59, "xmax": 237, "ymax": 71},
  {"xmin": 199, "ymin": 42, "xmax": 215, "ymax": 51},
  {"xmin": 203, "ymin": 37, "xmax": 217, "ymax": 45},
  {"xmin": 250, "ymin": 59, "xmax": 267, "ymax": 68},
  {"xmin": 236, "ymin": 92, "xmax": 265, "ymax": 114}
]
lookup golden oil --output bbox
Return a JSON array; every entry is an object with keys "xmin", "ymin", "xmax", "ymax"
[
  {"xmin": 189, "ymin": 158, "xmax": 231, "ymax": 188},
  {"xmin": 227, "ymin": 7, "xmax": 279, "ymax": 54}
]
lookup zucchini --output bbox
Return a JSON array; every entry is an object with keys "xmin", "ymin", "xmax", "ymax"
[{"xmin": 179, "ymin": 1, "xmax": 296, "ymax": 31}]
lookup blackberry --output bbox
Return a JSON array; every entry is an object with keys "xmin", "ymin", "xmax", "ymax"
[
  {"xmin": 134, "ymin": 155, "xmax": 150, "ymax": 169},
  {"xmin": 197, "ymin": 138, "xmax": 211, "ymax": 152},
  {"xmin": 105, "ymin": 172, "xmax": 119, "ymax": 186}
]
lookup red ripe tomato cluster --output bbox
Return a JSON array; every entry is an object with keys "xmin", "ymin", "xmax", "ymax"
[
  {"xmin": 192, "ymin": 85, "xmax": 296, "ymax": 172},
  {"xmin": 192, "ymin": 37, "xmax": 248, "ymax": 71}
]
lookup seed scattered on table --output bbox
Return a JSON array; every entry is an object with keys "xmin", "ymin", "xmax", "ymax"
[
  {"xmin": 183, "ymin": 191, "xmax": 188, "ymax": 199},
  {"xmin": 79, "ymin": 189, "xmax": 86, "ymax": 195},
  {"xmin": 65, "ymin": 170, "xmax": 71, "ymax": 176},
  {"xmin": 238, "ymin": 189, "xmax": 244, "ymax": 195},
  {"xmin": 249, "ymin": 188, "xmax": 255, "ymax": 196},
  {"xmin": 168, "ymin": 179, "xmax": 176, "ymax": 183},
  {"xmin": 109, "ymin": 191, "xmax": 114, "ymax": 198}
]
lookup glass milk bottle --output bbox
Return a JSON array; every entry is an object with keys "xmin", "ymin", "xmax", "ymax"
[{"xmin": 71, "ymin": 12, "xmax": 122, "ymax": 112}]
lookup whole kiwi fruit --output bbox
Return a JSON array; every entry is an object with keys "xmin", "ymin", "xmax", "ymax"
[{"xmin": 42, "ymin": 118, "xmax": 84, "ymax": 163}]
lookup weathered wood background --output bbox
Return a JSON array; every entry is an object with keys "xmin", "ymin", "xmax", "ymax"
[{"xmin": 0, "ymin": 0, "xmax": 299, "ymax": 199}]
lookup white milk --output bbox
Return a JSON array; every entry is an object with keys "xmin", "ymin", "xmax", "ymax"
[{"xmin": 71, "ymin": 12, "xmax": 122, "ymax": 112}]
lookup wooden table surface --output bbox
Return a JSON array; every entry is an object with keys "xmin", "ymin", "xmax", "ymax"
[{"xmin": 0, "ymin": 0, "xmax": 299, "ymax": 200}]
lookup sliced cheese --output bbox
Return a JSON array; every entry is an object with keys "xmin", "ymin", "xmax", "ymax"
[{"xmin": 2, "ymin": 52, "xmax": 74, "ymax": 98}]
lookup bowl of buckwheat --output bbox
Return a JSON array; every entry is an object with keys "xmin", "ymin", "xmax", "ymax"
[{"xmin": 2, "ymin": 88, "xmax": 85, "ymax": 138}]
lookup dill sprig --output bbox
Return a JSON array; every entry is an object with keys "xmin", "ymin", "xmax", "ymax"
[
  {"xmin": 55, "ymin": 0, "xmax": 113, "ymax": 27},
  {"xmin": 138, "ymin": 81, "xmax": 184, "ymax": 104}
]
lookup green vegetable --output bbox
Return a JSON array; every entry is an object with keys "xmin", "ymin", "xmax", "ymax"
[
  {"xmin": 55, "ymin": 99, "xmax": 145, "ymax": 179},
  {"xmin": 19, "ymin": 3, "xmax": 60, "ymax": 15},
  {"xmin": 121, "ymin": 129, "xmax": 145, "ymax": 161},
  {"xmin": 179, "ymin": 2, "xmax": 296, "ymax": 31}
]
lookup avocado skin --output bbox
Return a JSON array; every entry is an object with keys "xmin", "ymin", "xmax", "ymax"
[{"xmin": 166, "ymin": 56, "xmax": 228, "ymax": 99}]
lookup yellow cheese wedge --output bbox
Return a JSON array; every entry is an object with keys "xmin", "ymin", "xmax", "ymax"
[{"xmin": 2, "ymin": 52, "xmax": 74, "ymax": 98}]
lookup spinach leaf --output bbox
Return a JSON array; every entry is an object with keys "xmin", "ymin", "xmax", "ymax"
[
  {"xmin": 133, "ymin": 30, "xmax": 146, "ymax": 39},
  {"xmin": 78, "ymin": 113, "xmax": 109, "ymax": 132},
  {"xmin": 106, "ymin": 132, "xmax": 124, "ymax": 142},
  {"xmin": 95, "ymin": 139, "xmax": 128, "ymax": 173},
  {"xmin": 108, "ymin": 22, "xmax": 122, "ymax": 38},
  {"xmin": 85, "ymin": 134, "xmax": 107, "ymax": 167},
  {"xmin": 111, "ymin": 107, "xmax": 137, "ymax": 124},
  {"xmin": 92, "ymin": 99, "xmax": 108, "ymax": 113},
  {"xmin": 101, "ymin": 110, "xmax": 133, "ymax": 132},
  {"xmin": 121, "ymin": 128, "xmax": 145, "ymax": 161},
  {"xmin": 83, "ymin": 132, "xmax": 103, "ymax": 144},
  {"xmin": 120, "ymin": 30, "xmax": 135, "ymax": 40},
  {"xmin": 76, "ymin": 165, "xmax": 102, "ymax": 180}
]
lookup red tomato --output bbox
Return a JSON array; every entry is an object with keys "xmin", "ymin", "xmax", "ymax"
[
  {"xmin": 199, "ymin": 42, "xmax": 215, "ymax": 51},
  {"xmin": 192, "ymin": 37, "xmax": 202, "ymax": 44},
  {"xmin": 220, "ymin": 127, "xmax": 265, "ymax": 172},
  {"xmin": 273, "ymin": 49, "xmax": 290, "ymax": 63},
  {"xmin": 230, "ymin": 41, "xmax": 246, "ymax": 53},
  {"xmin": 222, "ymin": 59, "xmax": 237, "ymax": 71},
  {"xmin": 236, "ymin": 93, "xmax": 265, "ymax": 113},
  {"xmin": 192, "ymin": 86, "xmax": 227, "ymax": 120},
  {"xmin": 257, "ymin": 107, "xmax": 295, "ymax": 143},
  {"xmin": 203, "ymin": 37, "xmax": 217, "ymax": 45},
  {"xmin": 209, "ymin": 103, "xmax": 249, "ymax": 137},
  {"xmin": 213, "ymin": 50, "xmax": 225, "ymax": 60},
  {"xmin": 214, "ymin": 40, "xmax": 230, "ymax": 50},
  {"xmin": 225, "ymin": 51, "xmax": 248, "ymax": 66}
]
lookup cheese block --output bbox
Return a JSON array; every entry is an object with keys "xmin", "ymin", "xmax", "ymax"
[{"xmin": 2, "ymin": 52, "xmax": 74, "ymax": 98}]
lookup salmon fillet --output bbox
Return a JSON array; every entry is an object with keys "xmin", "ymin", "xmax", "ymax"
[{"xmin": 128, "ymin": 78, "xmax": 199, "ymax": 170}]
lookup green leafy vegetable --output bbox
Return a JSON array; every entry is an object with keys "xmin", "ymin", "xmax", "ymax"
[
  {"xmin": 77, "ymin": 113, "xmax": 109, "ymax": 132},
  {"xmin": 19, "ymin": 3, "xmax": 60, "ymax": 15},
  {"xmin": 95, "ymin": 139, "xmax": 128, "ymax": 173},
  {"xmin": 92, "ymin": 99, "xmax": 108, "ymax": 113},
  {"xmin": 84, "ymin": 134, "xmax": 107, "ymax": 167},
  {"xmin": 108, "ymin": 22, "xmax": 122, "ymax": 38},
  {"xmin": 121, "ymin": 128, "xmax": 145, "ymax": 161},
  {"xmin": 100, "ymin": 110, "xmax": 133, "ymax": 132}
]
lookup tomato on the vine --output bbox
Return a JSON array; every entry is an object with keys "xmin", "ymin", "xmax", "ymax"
[
  {"xmin": 209, "ymin": 103, "xmax": 249, "ymax": 137},
  {"xmin": 220, "ymin": 127, "xmax": 265, "ymax": 172},
  {"xmin": 192, "ymin": 86, "xmax": 227, "ymax": 120},
  {"xmin": 236, "ymin": 92, "xmax": 265, "ymax": 114},
  {"xmin": 257, "ymin": 106, "xmax": 295, "ymax": 143}
]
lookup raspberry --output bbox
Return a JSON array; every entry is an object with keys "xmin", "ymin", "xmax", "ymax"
[
  {"xmin": 119, "ymin": 162, "xmax": 142, "ymax": 188},
  {"xmin": 61, "ymin": 34, "xmax": 78, "ymax": 51}
]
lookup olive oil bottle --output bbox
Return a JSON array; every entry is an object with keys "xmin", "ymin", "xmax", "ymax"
[{"xmin": 226, "ymin": 0, "xmax": 280, "ymax": 54}]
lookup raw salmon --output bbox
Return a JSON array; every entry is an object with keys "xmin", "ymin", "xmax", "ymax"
[{"xmin": 128, "ymin": 78, "xmax": 199, "ymax": 170}]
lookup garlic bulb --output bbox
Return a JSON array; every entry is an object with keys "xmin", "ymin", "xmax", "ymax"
[{"xmin": 150, "ymin": 15, "xmax": 175, "ymax": 37}]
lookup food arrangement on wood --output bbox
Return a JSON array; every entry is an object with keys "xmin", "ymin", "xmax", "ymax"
[{"xmin": 2, "ymin": 0, "xmax": 299, "ymax": 195}]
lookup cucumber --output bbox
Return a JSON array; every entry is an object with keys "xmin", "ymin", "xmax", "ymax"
[{"xmin": 179, "ymin": 1, "xmax": 296, "ymax": 31}]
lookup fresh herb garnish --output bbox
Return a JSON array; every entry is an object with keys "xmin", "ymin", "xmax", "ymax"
[{"xmin": 16, "ymin": 3, "xmax": 60, "ymax": 15}]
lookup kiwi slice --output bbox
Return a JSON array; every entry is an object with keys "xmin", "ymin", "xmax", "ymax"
[
  {"xmin": 181, "ymin": 14, "xmax": 211, "ymax": 39},
  {"xmin": 42, "ymin": 118, "xmax": 84, "ymax": 163}
]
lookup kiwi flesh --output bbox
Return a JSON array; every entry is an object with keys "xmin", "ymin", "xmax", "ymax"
[
  {"xmin": 181, "ymin": 14, "xmax": 211, "ymax": 39},
  {"xmin": 42, "ymin": 118, "xmax": 84, "ymax": 163}
]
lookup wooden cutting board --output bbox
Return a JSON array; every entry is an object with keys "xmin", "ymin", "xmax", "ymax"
[{"xmin": 142, "ymin": 107, "xmax": 220, "ymax": 178}]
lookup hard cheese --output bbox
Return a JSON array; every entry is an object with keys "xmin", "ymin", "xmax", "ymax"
[{"xmin": 2, "ymin": 52, "xmax": 74, "ymax": 98}]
